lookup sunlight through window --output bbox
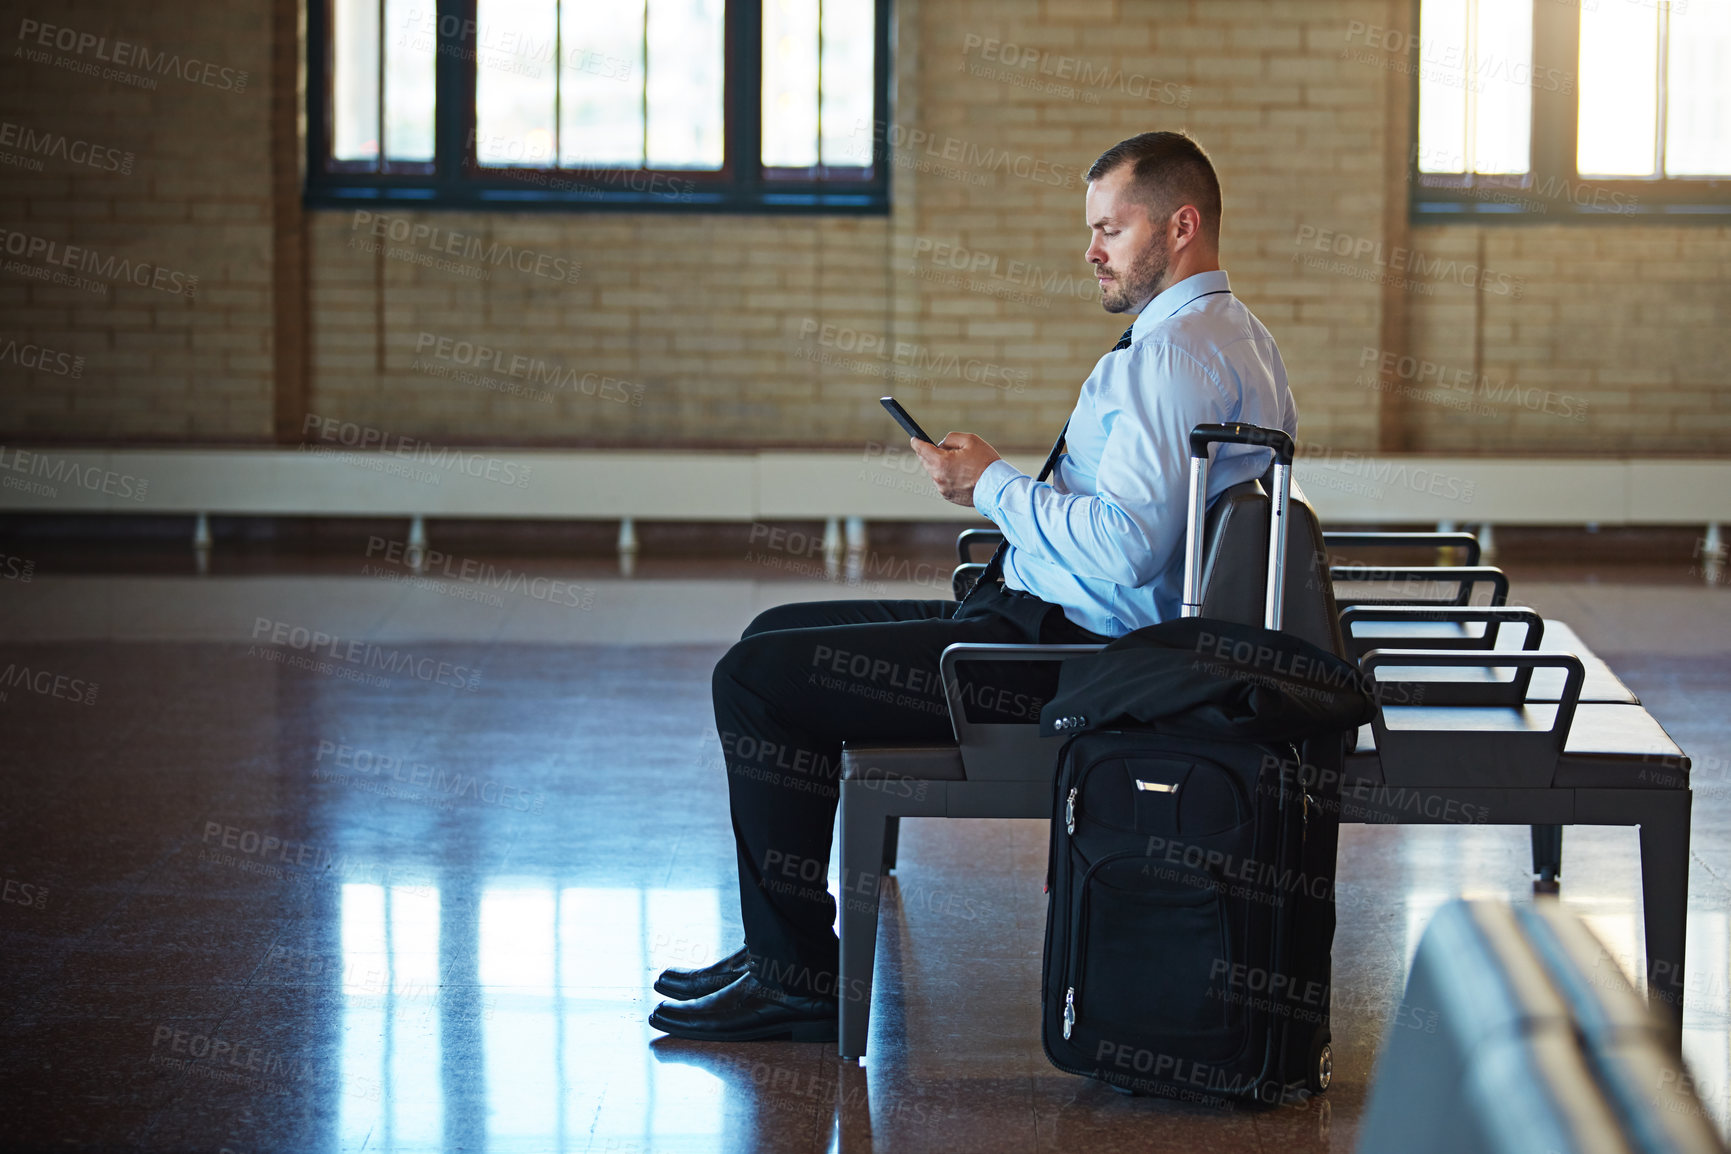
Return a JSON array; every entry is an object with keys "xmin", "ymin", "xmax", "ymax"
[
  {"xmin": 1578, "ymin": 0, "xmax": 1731, "ymax": 179},
  {"xmin": 762, "ymin": 0, "xmax": 876, "ymax": 170},
  {"xmin": 1576, "ymin": 1, "xmax": 1660, "ymax": 176},
  {"xmin": 474, "ymin": 0, "xmax": 725, "ymax": 170},
  {"xmin": 332, "ymin": 0, "xmax": 381, "ymax": 162},
  {"xmin": 1664, "ymin": 1, "xmax": 1731, "ymax": 176},
  {"xmin": 1416, "ymin": 0, "xmax": 1533, "ymax": 175},
  {"xmin": 333, "ymin": 0, "xmax": 435, "ymax": 165}
]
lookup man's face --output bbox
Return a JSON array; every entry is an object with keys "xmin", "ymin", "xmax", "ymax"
[{"xmin": 1084, "ymin": 164, "xmax": 1171, "ymax": 315}]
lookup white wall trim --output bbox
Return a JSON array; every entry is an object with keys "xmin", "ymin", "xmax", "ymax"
[{"xmin": 0, "ymin": 447, "xmax": 1726, "ymax": 526}]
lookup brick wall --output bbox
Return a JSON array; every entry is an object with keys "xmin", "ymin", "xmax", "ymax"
[
  {"xmin": 0, "ymin": 2, "xmax": 273, "ymax": 440},
  {"xmin": 1401, "ymin": 224, "xmax": 1731, "ymax": 454},
  {"xmin": 1, "ymin": 0, "xmax": 1726, "ymax": 456}
]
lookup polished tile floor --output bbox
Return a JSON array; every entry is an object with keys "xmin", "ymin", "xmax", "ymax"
[{"xmin": 1, "ymin": 547, "xmax": 1728, "ymax": 1152}]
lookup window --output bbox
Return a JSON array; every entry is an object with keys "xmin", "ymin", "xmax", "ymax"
[
  {"xmin": 307, "ymin": 0, "xmax": 891, "ymax": 212},
  {"xmin": 1414, "ymin": 0, "xmax": 1533, "ymax": 178},
  {"xmin": 1575, "ymin": 0, "xmax": 1731, "ymax": 178},
  {"xmin": 1410, "ymin": 0, "xmax": 1731, "ymax": 220}
]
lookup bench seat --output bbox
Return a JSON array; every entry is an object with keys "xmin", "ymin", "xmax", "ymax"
[
  {"xmin": 1346, "ymin": 703, "xmax": 1688, "ymax": 790},
  {"xmin": 1353, "ymin": 618, "xmax": 1636, "ymax": 704}
]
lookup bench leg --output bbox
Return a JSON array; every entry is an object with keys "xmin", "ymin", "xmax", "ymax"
[
  {"xmin": 1637, "ymin": 793, "xmax": 1691, "ymax": 1032},
  {"xmin": 193, "ymin": 513, "xmax": 212, "ymax": 575},
  {"xmin": 881, "ymin": 815, "xmax": 900, "ymax": 874},
  {"xmin": 1531, "ymin": 824, "xmax": 1563, "ymax": 885},
  {"xmin": 1475, "ymin": 522, "xmax": 1497, "ymax": 563},
  {"xmin": 408, "ymin": 514, "xmax": 428, "ymax": 569},
  {"xmin": 837, "ymin": 782, "xmax": 889, "ymax": 1060},
  {"xmin": 823, "ymin": 517, "xmax": 842, "ymax": 564}
]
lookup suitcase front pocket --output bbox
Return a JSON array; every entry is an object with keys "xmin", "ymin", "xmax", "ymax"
[
  {"xmin": 1066, "ymin": 858, "xmax": 1237, "ymax": 1052},
  {"xmin": 1072, "ymin": 751, "xmax": 1253, "ymax": 845}
]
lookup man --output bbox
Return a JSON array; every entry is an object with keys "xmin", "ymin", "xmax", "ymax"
[{"xmin": 648, "ymin": 131, "xmax": 1296, "ymax": 1042}]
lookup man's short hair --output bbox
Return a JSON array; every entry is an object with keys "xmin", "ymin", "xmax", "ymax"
[{"xmin": 1086, "ymin": 132, "xmax": 1222, "ymax": 244}]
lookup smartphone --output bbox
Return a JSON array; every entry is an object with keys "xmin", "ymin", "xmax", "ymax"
[{"xmin": 880, "ymin": 396, "xmax": 936, "ymax": 444}]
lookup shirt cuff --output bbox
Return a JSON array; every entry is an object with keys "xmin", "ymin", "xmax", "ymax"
[{"xmin": 972, "ymin": 458, "xmax": 1022, "ymax": 521}]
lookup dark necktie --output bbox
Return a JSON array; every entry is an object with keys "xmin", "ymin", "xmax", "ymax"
[{"xmin": 962, "ymin": 324, "xmax": 1135, "ymax": 600}]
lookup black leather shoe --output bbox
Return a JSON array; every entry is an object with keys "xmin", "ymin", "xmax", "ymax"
[
  {"xmin": 654, "ymin": 946, "xmax": 753, "ymax": 1001},
  {"xmin": 648, "ymin": 973, "xmax": 838, "ymax": 1043}
]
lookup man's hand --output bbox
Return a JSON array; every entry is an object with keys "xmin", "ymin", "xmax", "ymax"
[{"xmin": 911, "ymin": 432, "xmax": 1002, "ymax": 507}]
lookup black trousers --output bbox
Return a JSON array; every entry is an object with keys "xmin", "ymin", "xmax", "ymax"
[{"xmin": 711, "ymin": 584, "xmax": 1107, "ymax": 998}]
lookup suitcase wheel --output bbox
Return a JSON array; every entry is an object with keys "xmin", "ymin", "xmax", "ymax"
[{"xmin": 1307, "ymin": 1037, "xmax": 1333, "ymax": 1094}]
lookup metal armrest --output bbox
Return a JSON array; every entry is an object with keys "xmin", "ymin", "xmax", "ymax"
[
  {"xmin": 1331, "ymin": 564, "xmax": 1509, "ymax": 609},
  {"xmin": 937, "ymin": 643, "xmax": 1105, "ymax": 780},
  {"xmin": 1324, "ymin": 531, "xmax": 1481, "ymax": 566},
  {"xmin": 1360, "ymin": 649, "xmax": 1586, "ymax": 788},
  {"xmin": 1345, "ymin": 606, "xmax": 1544, "ymax": 704},
  {"xmin": 951, "ymin": 562, "xmax": 989, "ymax": 601},
  {"xmin": 938, "ymin": 643, "xmax": 1106, "ymax": 721},
  {"xmin": 1340, "ymin": 603, "xmax": 1542, "ymax": 658},
  {"xmin": 956, "ymin": 528, "xmax": 1004, "ymax": 564}
]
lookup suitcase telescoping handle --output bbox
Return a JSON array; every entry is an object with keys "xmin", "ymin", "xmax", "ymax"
[{"xmin": 1182, "ymin": 423, "xmax": 1296, "ymax": 630}]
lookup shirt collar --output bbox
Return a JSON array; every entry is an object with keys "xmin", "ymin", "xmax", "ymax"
[{"xmin": 1131, "ymin": 269, "xmax": 1232, "ymax": 340}]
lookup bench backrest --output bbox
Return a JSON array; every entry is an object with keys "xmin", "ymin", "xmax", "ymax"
[
  {"xmin": 1358, "ymin": 900, "xmax": 1722, "ymax": 1154},
  {"xmin": 1197, "ymin": 477, "xmax": 1345, "ymax": 657},
  {"xmin": 943, "ymin": 477, "xmax": 1347, "ymax": 782}
]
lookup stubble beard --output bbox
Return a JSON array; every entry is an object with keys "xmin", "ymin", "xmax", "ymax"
[{"xmin": 1100, "ymin": 235, "xmax": 1172, "ymax": 315}]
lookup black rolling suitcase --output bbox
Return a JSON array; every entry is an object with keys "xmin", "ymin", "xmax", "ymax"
[{"xmin": 1038, "ymin": 424, "xmax": 1356, "ymax": 1107}]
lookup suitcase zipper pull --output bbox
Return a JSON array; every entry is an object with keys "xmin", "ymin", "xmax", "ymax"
[
  {"xmin": 1063, "ymin": 987, "xmax": 1075, "ymax": 1039},
  {"xmin": 1065, "ymin": 787, "xmax": 1077, "ymax": 835}
]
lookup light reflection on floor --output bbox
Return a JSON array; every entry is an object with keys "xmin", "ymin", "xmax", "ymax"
[
  {"xmin": 305, "ymin": 864, "xmax": 1731, "ymax": 1152},
  {"xmin": 0, "ymin": 568, "xmax": 1727, "ymax": 1152},
  {"xmin": 333, "ymin": 882, "xmax": 730, "ymax": 1153}
]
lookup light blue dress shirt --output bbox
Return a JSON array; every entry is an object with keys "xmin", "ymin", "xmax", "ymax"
[{"xmin": 972, "ymin": 270, "xmax": 1296, "ymax": 637}]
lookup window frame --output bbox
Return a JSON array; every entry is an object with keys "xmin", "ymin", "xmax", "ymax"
[
  {"xmin": 1409, "ymin": 0, "xmax": 1731, "ymax": 224},
  {"xmin": 305, "ymin": 0, "xmax": 893, "ymax": 214}
]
